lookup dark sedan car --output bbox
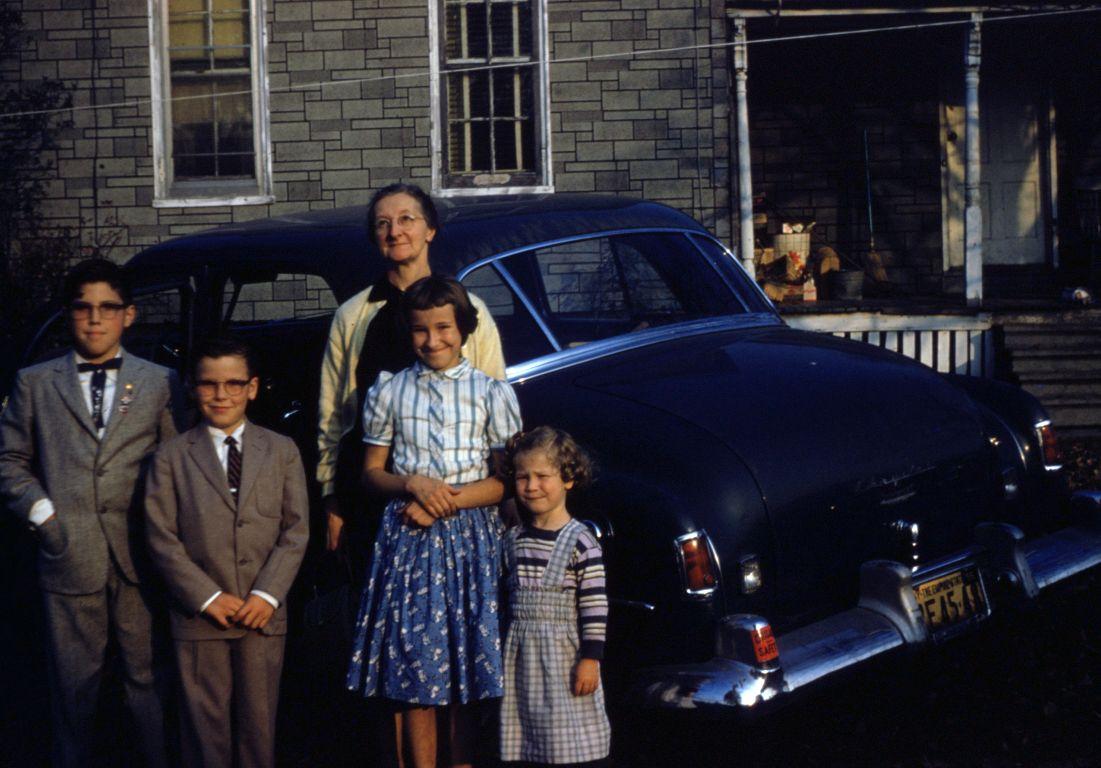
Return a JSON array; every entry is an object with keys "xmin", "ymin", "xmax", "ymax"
[{"xmin": 13, "ymin": 194, "xmax": 1101, "ymax": 714}]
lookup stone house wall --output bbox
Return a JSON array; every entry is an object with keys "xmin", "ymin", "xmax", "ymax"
[{"xmin": 10, "ymin": 0, "xmax": 733, "ymax": 265}]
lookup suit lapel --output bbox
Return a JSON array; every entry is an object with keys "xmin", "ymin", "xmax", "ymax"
[
  {"xmin": 52, "ymin": 354, "xmax": 99, "ymax": 440},
  {"xmin": 99, "ymin": 350, "xmax": 142, "ymax": 449},
  {"xmin": 186, "ymin": 426, "xmax": 237, "ymax": 510},
  {"xmin": 237, "ymin": 423, "xmax": 269, "ymax": 509}
]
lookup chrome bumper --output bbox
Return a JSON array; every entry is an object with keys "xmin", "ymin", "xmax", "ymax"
[{"xmin": 632, "ymin": 490, "xmax": 1101, "ymax": 712}]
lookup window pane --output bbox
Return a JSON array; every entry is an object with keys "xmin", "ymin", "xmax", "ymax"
[
  {"xmin": 491, "ymin": 66, "xmax": 530, "ymax": 118},
  {"xmin": 461, "ymin": 263, "xmax": 553, "ymax": 365},
  {"xmin": 446, "ymin": 72, "xmax": 490, "ymax": 120},
  {"xmin": 215, "ymin": 78, "xmax": 254, "ymax": 152},
  {"xmin": 491, "ymin": 1, "xmax": 531, "ymax": 58},
  {"xmin": 445, "ymin": 1, "xmax": 488, "ymax": 60},
  {"xmin": 172, "ymin": 72, "xmax": 254, "ymax": 180},
  {"xmin": 440, "ymin": 0, "xmax": 540, "ymax": 182},
  {"xmin": 225, "ymin": 274, "xmax": 337, "ymax": 323},
  {"xmin": 502, "ymin": 234, "xmax": 750, "ymax": 348}
]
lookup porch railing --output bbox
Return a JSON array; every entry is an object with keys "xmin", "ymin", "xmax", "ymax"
[{"xmin": 785, "ymin": 312, "xmax": 994, "ymax": 377}]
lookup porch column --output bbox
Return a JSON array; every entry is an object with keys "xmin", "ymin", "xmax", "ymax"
[
  {"xmin": 733, "ymin": 17, "xmax": 755, "ymax": 279},
  {"xmin": 964, "ymin": 13, "xmax": 983, "ymax": 305}
]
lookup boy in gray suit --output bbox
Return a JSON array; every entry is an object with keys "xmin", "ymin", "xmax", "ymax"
[
  {"xmin": 0, "ymin": 258, "xmax": 183, "ymax": 767},
  {"xmin": 144, "ymin": 335, "xmax": 308, "ymax": 768}
]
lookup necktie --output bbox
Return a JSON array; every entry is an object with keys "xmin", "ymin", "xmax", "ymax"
[
  {"xmin": 77, "ymin": 358, "xmax": 123, "ymax": 431},
  {"xmin": 225, "ymin": 435, "xmax": 242, "ymax": 504}
]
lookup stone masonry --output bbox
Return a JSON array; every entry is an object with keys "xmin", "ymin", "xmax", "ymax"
[{"xmin": 9, "ymin": 0, "xmax": 733, "ymax": 263}]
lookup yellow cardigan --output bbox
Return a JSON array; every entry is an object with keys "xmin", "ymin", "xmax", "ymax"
[{"xmin": 316, "ymin": 286, "xmax": 506, "ymax": 496}]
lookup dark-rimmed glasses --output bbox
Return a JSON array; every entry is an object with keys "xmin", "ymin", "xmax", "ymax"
[{"xmin": 69, "ymin": 301, "xmax": 127, "ymax": 320}]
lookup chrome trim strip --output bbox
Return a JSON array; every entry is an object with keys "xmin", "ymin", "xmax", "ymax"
[
  {"xmin": 687, "ymin": 232, "xmax": 778, "ymax": 313},
  {"xmin": 1024, "ymin": 526, "xmax": 1101, "ymax": 589},
  {"xmin": 455, "ymin": 226, "xmax": 713, "ymax": 280},
  {"xmin": 490, "ymin": 260, "xmax": 562, "ymax": 352},
  {"xmin": 505, "ymin": 314, "xmax": 782, "ymax": 383},
  {"xmin": 610, "ymin": 599, "xmax": 657, "ymax": 612}
]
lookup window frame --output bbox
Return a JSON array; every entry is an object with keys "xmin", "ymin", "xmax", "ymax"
[
  {"xmin": 428, "ymin": 0, "xmax": 553, "ymax": 197},
  {"xmin": 148, "ymin": 0, "xmax": 274, "ymax": 208}
]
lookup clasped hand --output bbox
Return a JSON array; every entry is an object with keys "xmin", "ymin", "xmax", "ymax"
[
  {"xmin": 403, "ymin": 475, "xmax": 460, "ymax": 519},
  {"xmin": 203, "ymin": 593, "xmax": 274, "ymax": 630}
]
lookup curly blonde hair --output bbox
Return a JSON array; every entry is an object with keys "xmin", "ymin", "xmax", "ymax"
[{"xmin": 504, "ymin": 426, "xmax": 595, "ymax": 488}]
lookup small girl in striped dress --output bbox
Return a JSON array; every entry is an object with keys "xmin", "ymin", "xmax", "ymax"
[
  {"xmin": 500, "ymin": 427, "xmax": 611, "ymax": 767},
  {"xmin": 346, "ymin": 276, "xmax": 521, "ymax": 768}
]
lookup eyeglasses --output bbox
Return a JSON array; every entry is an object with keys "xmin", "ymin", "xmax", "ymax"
[
  {"xmin": 194, "ymin": 379, "xmax": 251, "ymax": 398},
  {"xmin": 69, "ymin": 301, "xmax": 127, "ymax": 320},
  {"xmin": 373, "ymin": 213, "xmax": 425, "ymax": 233}
]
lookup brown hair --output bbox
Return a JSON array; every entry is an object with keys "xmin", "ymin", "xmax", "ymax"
[
  {"xmin": 505, "ymin": 426, "xmax": 595, "ymax": 488},
  {"xmin": 401, "ymin": 275, "xmax": 479, "ymax": 343}
]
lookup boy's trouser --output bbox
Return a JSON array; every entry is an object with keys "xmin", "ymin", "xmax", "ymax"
[
  {"xmin": 174, "ymin": 631, "xmax": 285, "ymax": 768},
  {"xmin": 41, "ymin": 564, "xmax": 169, "ymax": 768}
]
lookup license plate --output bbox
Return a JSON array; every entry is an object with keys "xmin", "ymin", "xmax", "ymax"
[{"xmin": 913, "ymin": 567, "xmax": 989, "ymax": 634}]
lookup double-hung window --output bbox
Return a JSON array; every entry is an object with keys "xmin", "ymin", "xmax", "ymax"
[
  {"xmin": 431, "ymin": 0, "xmax": 551, "ymax": 194},
  {"xmin": 149, "ymin": 0, "xmax": 272, "ymax": 207}
]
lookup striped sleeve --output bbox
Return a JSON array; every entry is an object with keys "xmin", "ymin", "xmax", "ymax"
[
  {"xmin": 573, "ymin": 529, "xmax": 608, "ymax": 660},
  {"xmin": 361, "ymin": 370, "xmax": 396, "ymax": 446}
]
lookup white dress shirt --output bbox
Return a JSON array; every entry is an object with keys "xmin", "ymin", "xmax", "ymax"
[
  {"xmin": 198, "ymin": 421, "xmax": 280, "ymax": 613},
  {"xmin": 28, "ymin": 352, "xmax": 121, "ymax": 527}
]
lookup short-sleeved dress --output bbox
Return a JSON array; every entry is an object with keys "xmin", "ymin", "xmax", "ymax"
[{"xmin": 346, "ymin": 358, "xmax": 522, "ymax": 705}]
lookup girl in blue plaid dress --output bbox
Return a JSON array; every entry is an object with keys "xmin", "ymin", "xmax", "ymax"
[
  {"xmin": 346, "ymin": 276, "xmax": 521, "ymax": 768},
  {"xmin": 500, "ymin": 427, "xmax": 611, "ymax": 767}
]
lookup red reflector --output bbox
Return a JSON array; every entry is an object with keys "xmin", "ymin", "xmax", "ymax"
[
  {"xmin": 751, "ymin": 625, "xmax": 779, "ymax": 664},
  {"xmin": 1038, "ymin": 422, "xmax": 1062, "ymax": 467},
  {"xmin": 680, "ymin": 535, "xmax": 717, "ymax": 592}
]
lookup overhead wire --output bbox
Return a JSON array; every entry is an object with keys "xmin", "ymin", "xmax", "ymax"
[{"xmin": 0, "ymin": 5, "xmax": 1098, "ymax": 121}]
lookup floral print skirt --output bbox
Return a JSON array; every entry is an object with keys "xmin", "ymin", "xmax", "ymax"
[{"xmin": 346, "ymin": 499, "xmax": 505, "ymax": 705}]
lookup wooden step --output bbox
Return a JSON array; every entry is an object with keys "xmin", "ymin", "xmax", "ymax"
[{"xmin": 1022, "ymin": 382, "xmax": 1101, "ymax": 401}]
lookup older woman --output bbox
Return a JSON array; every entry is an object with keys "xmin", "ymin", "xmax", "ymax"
[{"xmin": 317, "ymin": 182, "xmax": 505, "ymax": 555}]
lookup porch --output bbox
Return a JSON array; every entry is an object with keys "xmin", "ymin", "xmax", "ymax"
[
  {"xmin": 781, "ymin": 299, "xmax": 1101, "ymax": 437},
  {"xmin": 726, "ymin": 3, "xmax": 1101, "ymax": 304}
]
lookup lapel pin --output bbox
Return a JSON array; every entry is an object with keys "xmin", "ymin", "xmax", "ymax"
[{"xmin": 120, "ymin": 383, "xmax": 134, "ymax": 407}]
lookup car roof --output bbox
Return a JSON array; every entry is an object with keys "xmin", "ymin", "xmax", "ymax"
[{"xmin": 124, "ymin": 194, "xmax": 709, "ymax": 301}]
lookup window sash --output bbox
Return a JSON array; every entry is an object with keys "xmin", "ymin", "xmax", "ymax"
[
  {"xmin": 150, "ymin": 0, "xmax": 272, "ymax": 205},
  {"xmin": 434, "ymin": 0, "xmax": 549, "ymax": 191}
]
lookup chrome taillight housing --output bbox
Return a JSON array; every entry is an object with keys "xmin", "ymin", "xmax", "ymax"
[
  {"xmin": 1034, "ymin": 419, "xmax": 1063, "ymax": 472},
  {"xmin": 674, "ymin": 531, "xmax": 719, "ymax": 598}
]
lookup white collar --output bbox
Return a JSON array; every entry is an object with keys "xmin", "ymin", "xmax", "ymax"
[{"xmin": 207, "ymin": 421, "xmax": 247, "ymax": 443}]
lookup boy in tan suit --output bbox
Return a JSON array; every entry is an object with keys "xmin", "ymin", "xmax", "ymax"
[{"xmin": 144, "ymin": 335, "xmax": 308, "ymax": 768}]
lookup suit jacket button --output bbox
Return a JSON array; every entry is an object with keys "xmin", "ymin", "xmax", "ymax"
[
  {"xmin": 96, "ymin": 468, "xmax": 106, "ymax": 477},
  {"xmin": 237, "ymin": 520, "xmax": 246, "ymax": 528},
  {"xmin": 239, "ymin": 558, "xmax": 248, "ymax": 565},
  {"xmin": 98, "ymin": 506, "xmax": 107, "ymax": 514}
]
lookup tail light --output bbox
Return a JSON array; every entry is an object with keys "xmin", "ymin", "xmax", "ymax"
[
  {"xmin": 675, "ymin": 531, "xmax": 719, "ymax": 597},
  {"xmin": 1035, "ymin": 420, "xmax": 1063, "ymax": 471}
]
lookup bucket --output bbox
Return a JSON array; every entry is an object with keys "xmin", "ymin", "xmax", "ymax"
[
  {"xmin": 772, "ymin": 233, "xmax": 811, "ymax": 280},
  {"xmin": 828, "ymin": 270, "xmax": 864, "ymax": 301}
]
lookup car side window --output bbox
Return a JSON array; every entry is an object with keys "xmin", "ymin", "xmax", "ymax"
[
  {"xmin": 222, "ymin": 273, "xmax": 338, "ymax": 323},
  {"xmin": 461, "ymin": 263, "xmax": 555, "ymax": 365},
  {"xmin": 501, "ymin": 233, "xmax": 749, "ymax": 348}
]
